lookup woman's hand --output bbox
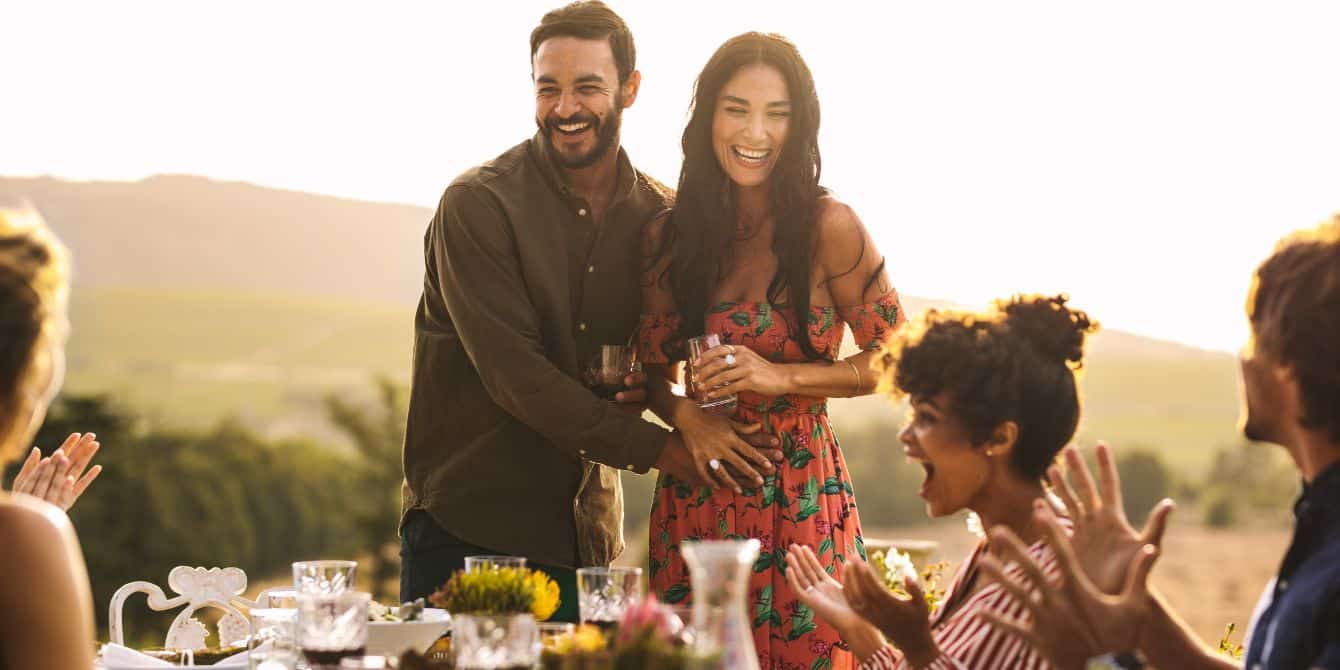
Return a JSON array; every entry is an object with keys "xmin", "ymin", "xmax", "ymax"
[
  {"xmin": 10, "ymin": 433, "xmax": 103, "ymax": 511},
  {"xmin": 675, "ymin": 408, "xmax": 780, "ymax": 494},
  {"xmin": 844, "ymin": 560, "xmax": 942, "ymax": 668},
  {"xmin": 786, "ymin": 544, "xmax": 889, "ymax": 662},
  {"xmin": 694, "ymin": 344, "xmax": 792, "ymax": 399}
]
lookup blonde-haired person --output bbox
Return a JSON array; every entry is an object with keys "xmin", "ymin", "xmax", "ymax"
[{"xmin": 0, "ymin": 208, "xmax": 96, "ymax": 669}]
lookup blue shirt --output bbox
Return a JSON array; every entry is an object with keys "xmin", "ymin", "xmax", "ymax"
[{"xmin": 1244, "ymin": 460, "xmax": 1340, "ymax": 669}]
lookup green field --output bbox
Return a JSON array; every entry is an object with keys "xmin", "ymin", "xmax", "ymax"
[{"xmin": 65, "ymin": 287, "xmax": 1246, "ymax": 476}]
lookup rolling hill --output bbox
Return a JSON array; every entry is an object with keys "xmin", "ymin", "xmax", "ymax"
[{"xmin": 5, "ymin": 174, "xmax": 1244, "ymax": 471}]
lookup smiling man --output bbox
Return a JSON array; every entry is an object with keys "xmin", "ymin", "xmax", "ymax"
[{"xmin": 399, "ymin": 1, "xmax": 753, "ymax": 621}]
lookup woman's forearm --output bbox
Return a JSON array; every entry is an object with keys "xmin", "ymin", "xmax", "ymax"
[{"xmin": 782, "ymin": 350, "xmax": 882, "ymax": 399}]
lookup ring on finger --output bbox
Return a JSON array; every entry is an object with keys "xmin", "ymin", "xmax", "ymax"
[
  {"xmin": 724, "ymin": 353, "xmax": 736, "ymax": 366},
  {"xmin": 709, "ymin": 458, "xmax": 721, "ymax": 471}
]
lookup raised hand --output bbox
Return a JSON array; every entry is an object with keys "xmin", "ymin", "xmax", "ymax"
[
  {"xmin": 10, "ymin": 433, "xmax": 103, "ymax": 511},
  {"xmin": 978, "ymin": 501, "xmax": 1160, "ymax": 669},
  {"xmin": 843, "ymin": 560, "xmax": 941, "ymax": 667},
  {"xmin": 785, "ymin": 544, "xmax": 888, "ymax": 662},
  {"xmin": 1048, "ymin": 443, "xmax": 1174, "ymax": 593}
]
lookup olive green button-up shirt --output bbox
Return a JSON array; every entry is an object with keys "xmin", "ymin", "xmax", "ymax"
[{"xmin": 403, "ymin": 133, "xmax": 673, "ymax": 568}]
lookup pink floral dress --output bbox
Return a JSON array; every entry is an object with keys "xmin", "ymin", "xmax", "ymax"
[{"xmin": 637, "ymin": 292, "xmax": 905, "ymax": 670}]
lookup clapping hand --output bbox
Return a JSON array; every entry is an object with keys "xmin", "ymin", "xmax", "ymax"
[
  {"xmin": 10, "ymin": 433, "xmax": 103, "ymax": 511},
  {"xmin": 844, "ymin": 560, "xmax": 942, "ymax": 667},
  {"xmin": 1047, "ymin": 443, "xmax": 1173, "ymax": 593},
  {"xmin": 978, "ymin": 500, "xmax": 1161, "ymax": 669}
]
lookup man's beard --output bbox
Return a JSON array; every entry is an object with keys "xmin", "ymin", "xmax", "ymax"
[{"xmin": 539, "ymin": 95, "xmax": 623, "ymax": 170}]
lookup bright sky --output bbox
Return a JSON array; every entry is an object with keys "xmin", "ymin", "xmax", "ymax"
[{"xmin": 5, "ymin": 1, "xmax": 1339, "ymax": 353}]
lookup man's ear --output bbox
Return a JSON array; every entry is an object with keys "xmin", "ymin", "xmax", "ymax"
[{"xmin": 621, "ymin": 70, "xmax": 641, "ymax": 109}]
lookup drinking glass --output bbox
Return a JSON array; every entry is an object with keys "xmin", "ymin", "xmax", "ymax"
[
  {"xmin": 575, "ymin": 567, "xmax": 643, "ymax": 632},
  {"xmin": 538, "ymin": 622, "xmax": 576, "ymax": 651},
  {"xmin": 453, "ymin": 613, "xmax": 539, "ymax": 669},
  {"xmin": 248, "ymin": 607, "xmax": 297, "ymax": 670},
  {"xmin": 463, "ymin": 555, "xmax": 528, "ymax": 572},
  {"xmin": 584, "ymin": 344, "xmax": 637, "ymax": 400},
  {"xmin": 293, "ymin": 560, "xmax": 357, "ymax": 595},
  {"xmin": 685, "ymin": 334, "xmax": 738, "ymax": 415},
  {"xmin": 296, "ymin": 591, "xmax": 370, "ymax": 669}
]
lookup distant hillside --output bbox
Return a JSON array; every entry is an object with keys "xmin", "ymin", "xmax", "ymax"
[
  {"xmin": 9, "ymin": 175, "xmax": 1243, "ymax": 469},
  {"xmin": 0, "ymin": 174, "xmax": 428, "ymax": 304}
]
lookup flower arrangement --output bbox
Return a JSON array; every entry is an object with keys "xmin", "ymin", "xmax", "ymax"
[
  {"xmin": 869, "ymin": 549, "xmax": 949, "ymax": 613},
  {"xmin": 540, "ymin": 596, "xmax": 713, "ymax": 670},
  {"xmin": 428, "ymin": 566, "xmax": 561, "ymax": 620}
]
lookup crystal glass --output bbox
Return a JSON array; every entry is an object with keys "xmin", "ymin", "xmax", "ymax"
[
  {"xmin": 249, "ymin": 607, "xmax": 297, "ymax": 670},
  {"xmin": 261, "ymin": 588, "xmax": 299, "ymax": 609},
  {"xmin": 685, "ymin": 334, "xmax": 738, "ymax": 416},
  {"xmin": 296, "ymin": 591, "xmax": 370, "ymax": 669},
  {"xmin": 683, "ymin": 540, "xmax": 761, "ymax": 670},
  {"xmin": 584, "ymin": 344, "xmax": 638, "ymax": 400},
  {"xmin": 293, "ymin": 560, "xmax": 358, "ymax": 595},
  {"xmin": 575, "ymin": 567, "xmax": 643, "ymax": 632},
  {"xmin": 452, "ymin": 613, "xmax": 539, "ymax": 669},
  {"xmin": 463, "ymin": 555, "xmax": 528, "ymax": 572}
]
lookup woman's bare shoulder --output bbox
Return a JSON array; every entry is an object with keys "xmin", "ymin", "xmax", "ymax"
[{"xmin": 0, "ymin": 493, "xmax": 78, "ymax": 560}]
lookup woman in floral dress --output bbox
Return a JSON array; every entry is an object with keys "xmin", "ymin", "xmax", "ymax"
[{"xmin": 637, "ymin": 33, "xmax": 905, "ymax": 670}]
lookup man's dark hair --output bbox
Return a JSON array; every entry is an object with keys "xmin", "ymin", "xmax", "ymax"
[
  {"xmin": 530, "ymin": 1, "xmax": 636, "ymax": 84},
  {"xmin": 1249, "ymin": 216, "xmax": 1340, "ymax": 443},
  {"xmin": 876, "ymin": 294, "xmax": 1099, "ymax": 480}
]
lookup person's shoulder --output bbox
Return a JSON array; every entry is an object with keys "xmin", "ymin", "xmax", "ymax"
[
  {"xmin": 633, "ymin": 169, "xmax": 675, "ymax": 209},
  {"xmin": 0, "ymin": 493, "xmax": 76, "ymax": 561},
  {"xmin": 813, "ymin": 194, "xmax": 873, "ymax": 263},
  {"xmin": 436, "ymin": 138, "xmax": 535, "ymax": 208}
]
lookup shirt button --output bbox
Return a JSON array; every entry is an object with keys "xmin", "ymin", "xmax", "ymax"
[
  {"xmin": 587, "ymin": 265, "xmax": 595, "ymax": 273},
  {"xmin": 1278, "ymin": 579, "xmax": 1289, "ymax": 592},
  {"xmin": 579, "ymin": 449, "xmax": 587, "ymax": 456},
  {"xmin": 578, "ymin": 322, "xmax": 587, "ymax": 331},
  {"xmin": 578, "ymin": 208, "xmax": 588, "ymax": 216}
]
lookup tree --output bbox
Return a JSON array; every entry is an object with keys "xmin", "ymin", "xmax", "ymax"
[
  {"xmin": 325, "ymin": 375, "xmax": 407, "ymax": 601},
  {"xmin": 1115, "ymin": 448, "xmax": 1174, "ymax": 526}
]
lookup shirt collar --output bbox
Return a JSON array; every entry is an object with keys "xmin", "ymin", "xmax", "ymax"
[
  {"xmin": 1295, "ymin": 458, "xmax": 1340, "ymax": 520},
  {"xmin": 529, "ymin": 130, "xmax": 640, "ymax": 206}
]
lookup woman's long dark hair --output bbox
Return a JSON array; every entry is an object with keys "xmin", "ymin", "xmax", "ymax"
[{"xmin": 652, "ymin": 32, "xmax": 831, "ymax": 360}]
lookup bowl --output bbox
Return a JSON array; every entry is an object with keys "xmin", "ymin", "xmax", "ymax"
[{"xmin": 367, "ymin": 608, "xmax": 451, "ymax": 657}]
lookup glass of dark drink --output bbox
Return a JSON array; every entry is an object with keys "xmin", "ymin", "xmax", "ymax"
[
  {"xmin": 685, "ymin": 334, "xmax": 738, "ymax": 416},
  {"xmin": 584, "ymin": 345, "xmax": 637, "ymax": 400},
  {"xmin": 575, "ymin": 567, "xmax": 643, "ymax": 633},
  {"xmin": 296, "ymin": 591, "xmax": 370, "ymax": 669}
]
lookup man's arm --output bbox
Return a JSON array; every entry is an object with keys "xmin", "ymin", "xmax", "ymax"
[{"xmin": 430, "ymin": 184, "xmax": 667, "ymax": 472}]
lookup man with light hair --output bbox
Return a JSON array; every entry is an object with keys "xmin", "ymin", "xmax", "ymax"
[{"xmin": 978, "ymin": 216, "xmax": 1340, "ymax": 670}]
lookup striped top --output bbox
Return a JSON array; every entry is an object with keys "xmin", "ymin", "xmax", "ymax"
[{"xmin": 859, "ymin": 525, "xmax": 1068, "ymax": 670}]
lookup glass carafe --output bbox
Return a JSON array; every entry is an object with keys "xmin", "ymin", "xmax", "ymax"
[{"xmin": 682, "ymin": 539, "xmax": 761, "ymax": 670}]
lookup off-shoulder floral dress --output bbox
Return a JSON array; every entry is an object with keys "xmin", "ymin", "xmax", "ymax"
[{"xmin": 637, "ymin": 292, "xmax": 905, "ymax": 670}]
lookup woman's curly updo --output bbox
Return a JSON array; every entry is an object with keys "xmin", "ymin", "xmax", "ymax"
[{"xmin": 876, "ymin": 294, "xmax": 1098, "ymax": 479}]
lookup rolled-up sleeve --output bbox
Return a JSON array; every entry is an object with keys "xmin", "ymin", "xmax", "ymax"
[{"xmin": 430, "ymin": 184, "xmax": 668, "ymax": 472}]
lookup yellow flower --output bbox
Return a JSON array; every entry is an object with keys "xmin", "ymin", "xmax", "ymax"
[{"xmin": 528, "ymin": 571, "xmax": 561, "ymax": 621}]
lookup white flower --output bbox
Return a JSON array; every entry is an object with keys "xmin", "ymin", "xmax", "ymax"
[
  {"xmin": 965, "ymin": 511, "xmax": 985, "ymax": 539},
  {"xmin": 883, "ymin": 549, "xmax": 918, "ymax": 587}
]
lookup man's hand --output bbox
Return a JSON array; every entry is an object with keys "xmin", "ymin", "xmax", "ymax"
[
  {"xmin": 614, "ymin": 368, "xmax": 649, "ymax": 415},
  {"xmin": 10, "ymin": 433, "xmax": 103, "ymax": 512},
  {"xmin": 979, "ymin": 501, "xmax": 1160, "ymax": 669},
  {"xmin": 1048, "ymin": 443, "xmax": 1173, "ymax": 594}
]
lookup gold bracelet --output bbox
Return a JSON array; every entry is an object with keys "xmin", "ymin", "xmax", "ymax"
[{"xmin": 845, "ymin": 358, "xmax": 863, "ymax": 395}]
